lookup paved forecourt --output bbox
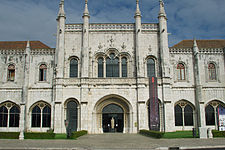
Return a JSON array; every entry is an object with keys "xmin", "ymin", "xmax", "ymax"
[{"xmin": 0, "ymin": 134, "xmax": 225, "ymax": 150}]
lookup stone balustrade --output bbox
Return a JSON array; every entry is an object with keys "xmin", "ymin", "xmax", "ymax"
[{"xmin": 65, "ymin": 23, "xmax": 158, "ymax": 32}]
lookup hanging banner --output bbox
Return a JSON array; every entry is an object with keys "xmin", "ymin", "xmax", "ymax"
[
  {"xmin": 149, "ymin": 76, "xmax": 160, "ymax": 131},
  {"xmin": 218, "ymin": 106, "xmax": 225, "ymax": 131}
]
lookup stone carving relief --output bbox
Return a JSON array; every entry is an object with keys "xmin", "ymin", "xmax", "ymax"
[
  {"xmin": 148, "ymin": 45, "xmax": 152, "ymax": 52},
  {"xmin": 108, "ymin": 36, "xmax": 115, "ymax": 47},
  {"xmin": 121, "ymin": 42, "xmax": 126, "ymax": 50},
  {"xmin": 98, "ymin": 43, "xmax": 103, "ymax": 50}
]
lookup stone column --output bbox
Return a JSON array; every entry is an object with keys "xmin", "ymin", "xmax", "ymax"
[
  {"xmin": 103, "ymin": 59, "xmax": 106, "ymax": 78},
  {"xmin": 54, "ymin": 102, "xmax": 62, "ymax": 133},
  {"xmin": 19, "ymin": 103, "xmax": 25, "ymax": 140},
  {"xmin": 164, "ymin": 101, "xmax": 173, "ymax": 132},
  {"xmin": 138, "ymin": 101, "xmax": 146, "ymax": 130},
  {"xmin": 119, "ymin": 57, "xmax": 122, "ymax": 77}
]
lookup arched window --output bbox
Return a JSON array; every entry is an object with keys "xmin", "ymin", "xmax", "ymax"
[
  {"xmin": 98, "ymin": 57, "xmax": 104, "ymax": 77},
  {"xmin": 175, "ymin": 102, "xmax": 194, "ymax": 126},
  {"xmin": 31, "ymin": 102, "xmax": 51, "ymax": 128},
  {"xmin": 67, "ymin": 101, "xmax": 78, "ymax": 132},
  {"xmin": 42, "ymin": 105, "xmax": 51, "ymax": 127},
  {"xmin": 8, "ymin": 64, "xmax": 15, "ymax": 81},
  {"xmin": 0, "ymin": 102, "xmax": 20, "ymax": 128},
  {"xmin": 9, "ymin": 106, "xmax": 20, "ymax": 127},
  {"xmin": 106, "ymin": 53, "xmax": 119, "ymax": 77},
  {"xmin": 208, "ymin": 63, "xmax": 216, "ymax": 80},
  {"xmin": 147, "ymin": 58, "xmax": 155, "ymax": 77},
  {"xmin": 0, "ymin": 106, "xmax": 8, "ymax": 127},
  {"xmin": 177, "ymin": 63, "xmax": 185, "ymax": 80},
  {"xmin": 184, "ymin": 104, "xmax": 193, "ymax": 126},
  {"xmin": 102, "ymin": 104, "xmax": 124, "ymax": 114},
  {"xmin": 70, "ymin": 58, "xmax": 78, "ymax": 78},
  {"xmin": 175, "ymin": 105, "xmax": 183, "ymax": 126},
  {"xmin": 32, "ymin": 106, "xmax": 41, "ymax": 127},
  {"xmin": 39, "ymin": 64, "xmax": 47, "ymax": 81},
  {"xmin": 122, "ymin": 57, "xmax": 127, "ymax": 77},
  {"xmin": 205, "ymin": 102, "xmax": 225, "ymax": 127}
]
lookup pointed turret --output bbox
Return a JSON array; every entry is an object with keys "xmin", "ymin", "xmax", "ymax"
[
  {"xmin": 159, "ymin": 0, "xmax": 166, "ymax": 18},
  {"xmin": 56, "ymin": 0, "xmax": 66, "ymax": 78},
  {"xmin": 158, "ymin": 0, "xmax": 170, "ymax": 78},
  {"xmin": 81, "ymin": 0, "xmax": 90, "ymax": 77},
  {"xmin": 134, "ymin": 0, "xmax": 143, "ymax": 77},
  {"xmin": 192, "ymin": 39, "xmax": 202, "ymax": 135},
  {"xmin": 20, "ymin": 40, "xmax": 31, "ymax": 140}
]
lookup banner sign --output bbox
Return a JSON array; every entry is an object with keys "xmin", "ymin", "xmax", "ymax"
[
  {"xmin": 149, "ymin": 76, "xmax": 160, "ymax": 131},
  {"xmin": 218, "ymin": 106, "xmax": 225, "ymax": 131}
]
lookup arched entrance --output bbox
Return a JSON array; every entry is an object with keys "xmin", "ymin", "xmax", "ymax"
[
  {"xmin": 93, "ymin": 95, "xmax": 132, "ymax": 133},
  {"xmin": 102, "ymin": 104, "xmax": 124, "ymax": 133},
  {"xmin": 66, "ymin": 101, "xmax": 78, "ymax": 132}
]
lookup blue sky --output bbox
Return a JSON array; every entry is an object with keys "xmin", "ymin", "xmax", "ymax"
[{"xmin": 0, "ymin": 0, "xmax": 224, "ymax": 48}]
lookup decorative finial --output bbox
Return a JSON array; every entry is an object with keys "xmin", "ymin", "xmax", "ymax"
[
  {"xmin": 58, "ymin": 0, "xmax": 65, "ymax": 17},
  {"xmin": 83, "ymin": 0, "xmax": 89, "ymax": 16},
  {"xmin": 193, "ymin": 39, "xmax": 198, "ymax": 47},
  {"xmin": 135, "ymin": 0, "xmax": 141, "ymax": 16},
  {"xmin": 159, "ymin": 0, "xmax": 166, "ymax": 18},
  {"xmin": 26, "ymin": 41, "xmax": 30, "ymax": 48},
  {"xmin": 193, "ymin": 39, "xmax": 199, "ymax": 55}
]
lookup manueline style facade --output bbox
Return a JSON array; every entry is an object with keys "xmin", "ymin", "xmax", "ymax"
[{"xmin": 0, "ymin": 0, "xmax": 224, "ymax": 139}]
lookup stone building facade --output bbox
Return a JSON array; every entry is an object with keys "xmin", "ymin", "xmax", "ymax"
[{"xmin": 0, "ymin": 0, "xmax": 224, "ymax": 138}]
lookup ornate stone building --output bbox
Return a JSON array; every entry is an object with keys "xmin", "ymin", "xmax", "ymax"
[{"xmin": 0, "ymin": 0, "xmax": 224, "ymax": 138}]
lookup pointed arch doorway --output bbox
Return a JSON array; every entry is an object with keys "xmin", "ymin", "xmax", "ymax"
[{"xmin": 102, "ymin": 104, "xmax": 124, "ymax": 133}]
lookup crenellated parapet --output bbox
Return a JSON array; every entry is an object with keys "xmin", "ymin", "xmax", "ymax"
[
  {"xmin": 0, "ymin": 49, "xmax": 24, "ymax": 55},
  {"xmin": 30, "ymin": 48, "xmax": 55, "ymax": 55},
  {"xmin": 169, "ymin": 48, "xmax": 224, "ymax": 55},
  {"xmin": 0, "ymin": 49, "xmax": 55, "ymax": 55}
]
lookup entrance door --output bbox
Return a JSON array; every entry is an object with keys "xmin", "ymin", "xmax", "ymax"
[
  {"xmin": 67, "ymin": 101, "xmax": 78, "ymax": 132},
  {"xmin": 102, "ymin": 104, "xmax": 124, "ymax": 133}
]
